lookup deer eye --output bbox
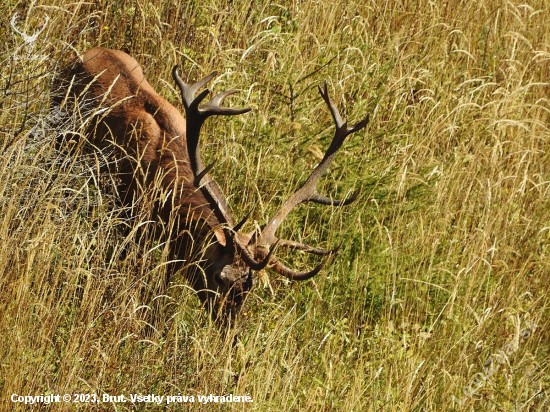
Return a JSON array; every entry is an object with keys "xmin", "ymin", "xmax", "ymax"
[{"xmin": 214, "ymin": 273, "xmax": 224, "ymax": 286}]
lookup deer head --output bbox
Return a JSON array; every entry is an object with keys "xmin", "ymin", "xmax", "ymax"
[{"xmin": 55, "ymin": 47, "xmax": 369, "ymax": 324}]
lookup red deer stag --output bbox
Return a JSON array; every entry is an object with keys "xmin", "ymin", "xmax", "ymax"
[{"xmin": 54, "ymin": 47, "xmax": 368, "ymax": 322}]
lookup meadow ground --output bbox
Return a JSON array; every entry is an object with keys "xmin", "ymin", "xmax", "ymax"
[{"xmin": 0, "ymin": 0, "xmax": 549, "ymax": 410}]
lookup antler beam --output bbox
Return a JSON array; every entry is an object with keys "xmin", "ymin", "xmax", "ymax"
[{"xmin": 172, "ymin": 67, "xmax": 251, "ymax": 226}]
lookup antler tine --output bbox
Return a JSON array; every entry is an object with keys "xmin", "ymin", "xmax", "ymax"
[
  {"xmin": 193, "ymin": 160, "xmax": 217, "ymax": 187},
  {"xmin": 232, "ymin": 210, "xmax": 253, "ymax": 233},
  {"xmin": 276, "ymin": 239, "xmax": 340, "ymax": 256},
  {"xmin": 255, "ymin": 244, "xmax": 340, "ymax": 280},
  {"xmin": 202, "ymin": 90, "xmax": 251, "ymax": 116},
  {"xmin": 318, "ymin": 83, "xmax": 370, "ymax": 160},
  {"xmin": 308, "ymin": 188, "xmax": 360, "ymax": 206},
  {"xmin": 319, "ymin": 83, "xmax": 345, "ymax": 129},
  {"xmin": 257, "ymin": 83, "xmax": 369, "ymax": 248},
  {"xmin": 222, "ymin": 210, "xmax": 252, "ymax": 255},
  {"xmin": 270, "ymin": 257, "xmax": 325, "ymax": 281}
]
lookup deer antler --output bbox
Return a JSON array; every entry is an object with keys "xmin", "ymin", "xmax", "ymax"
[
  {"xmin": 251, "ymin": 83, "xmax": 369, "ymax": 279},
  {"xmin": 172, "ymin": 67, "xmax": 274, "ymax": 268},
  {"xmin": 172, "ymin": 67, "xmax": 250, "ymax": 227}
]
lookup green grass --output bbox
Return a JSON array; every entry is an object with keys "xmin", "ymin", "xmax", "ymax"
[{"xmin": 1, "ymin": 0, "xmax": 549, "ymax": 410}]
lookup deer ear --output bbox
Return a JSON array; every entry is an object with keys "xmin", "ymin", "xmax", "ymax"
[
  {"xmin": 213, "ymin": 228, "xmax": 227, "ymax": 247},
  {"xmin": 211, "ymin": 228, "xmax": 254, "ymax": 253},
  {"xmin": 212, "ymin": 229, "xmax": 251, "ymax": 248}
]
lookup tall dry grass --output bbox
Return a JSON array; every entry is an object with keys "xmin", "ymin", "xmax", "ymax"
[{"xmin": 1, "ymin": 0, "xmax": 549, "ymax": 410}]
